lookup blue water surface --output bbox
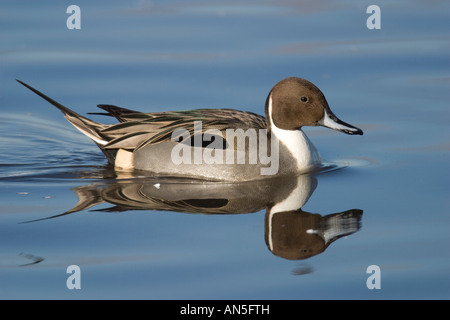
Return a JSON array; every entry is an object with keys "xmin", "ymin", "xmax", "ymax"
[{"xmin": 0, "ymin": 0, "xmax": 449, "ymax": 299}]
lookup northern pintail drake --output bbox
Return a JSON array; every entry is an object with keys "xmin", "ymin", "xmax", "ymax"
[{"xmin": 17, "ymin": 77, "xmax": 363, "ymax": 181}]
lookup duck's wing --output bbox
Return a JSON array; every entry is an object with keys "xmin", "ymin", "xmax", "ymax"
[
  {"xmin": 101, "ymin": 107, "xmax": 267, "ymax": 151},
  {"xmin": 16, "ymin": 80, "xmax": 267, "ymax": 153}
]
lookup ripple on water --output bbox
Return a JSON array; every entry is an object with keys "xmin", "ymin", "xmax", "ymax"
[{"xmin": 0, "ymin": 113, "xmax": 105, "ymax": 181}]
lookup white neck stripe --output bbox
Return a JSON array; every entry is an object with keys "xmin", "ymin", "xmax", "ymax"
[{"xmin": 268, "ymin": 95, "xmax": 321, "ymax": 170}]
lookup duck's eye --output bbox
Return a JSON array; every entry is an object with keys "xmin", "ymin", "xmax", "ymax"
[{"xmin": 300, "ymin": 96, "xmax": 308, "ymax": 103}]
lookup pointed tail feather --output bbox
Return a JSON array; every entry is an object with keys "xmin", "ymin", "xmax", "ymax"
[
  {"xmin": 16, "ymin": 80, "xmax": 109, "ymax": 146},
  {"xmin": 92, "ymin": 104, "xmax": 140, "ymax": 123}
]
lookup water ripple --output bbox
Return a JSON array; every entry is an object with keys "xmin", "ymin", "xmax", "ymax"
[{"xmin": 0, "ymin": 113, "xmax": 106, "ymax": 181}]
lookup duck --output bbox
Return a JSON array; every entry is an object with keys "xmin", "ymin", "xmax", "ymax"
[{"xmin": 17, "ymin": 77, "xmax": 363, "ymax": 181}]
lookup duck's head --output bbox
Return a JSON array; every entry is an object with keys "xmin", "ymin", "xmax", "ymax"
[{"xmin": 266, "ymin": 77, "xmax": 363, "ymax": 135}]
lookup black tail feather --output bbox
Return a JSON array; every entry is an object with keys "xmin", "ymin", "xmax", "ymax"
[{"xmin": 95, "ymin": 104, "xmax": 139, "ymax": 122}]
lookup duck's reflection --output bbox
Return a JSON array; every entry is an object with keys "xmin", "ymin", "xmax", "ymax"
[
  {"xmin": 32, "ymin": 171, "xmax": 363, "ymax": 261},
  {"xmin": 266, "ymin": 208, "xmax": 362, "ymax": 260}
]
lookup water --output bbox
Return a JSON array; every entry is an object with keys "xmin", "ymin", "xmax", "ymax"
[{"xmin": 1, "ymin": 0, "xmax": 449, "ymax": 299}]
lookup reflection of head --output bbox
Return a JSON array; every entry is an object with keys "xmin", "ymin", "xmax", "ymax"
[
  {"xmin": 265, "ymin": 211, "xmax": 325, "ymax": 260},
  {"xmin": 265, "ymin": 209, "xmax": 363, "ymax": 260}
]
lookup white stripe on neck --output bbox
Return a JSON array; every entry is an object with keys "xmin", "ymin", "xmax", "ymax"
[
  {"xmin": 268, "ymin": 95, "xmax": 321, "ymax": 171},
  {"xmin": 267, "ymin": 174, "xmax": 316, "ymax": 252}
]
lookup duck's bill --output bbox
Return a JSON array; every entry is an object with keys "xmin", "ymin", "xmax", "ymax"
[{"xmin": 318, "ymin": 109, "xmax": 363, "ymax": 135}]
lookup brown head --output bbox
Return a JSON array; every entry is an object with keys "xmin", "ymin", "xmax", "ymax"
[{"xmin": 265, "ymin": 77, "xmax": 363, "ymax": 135}]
